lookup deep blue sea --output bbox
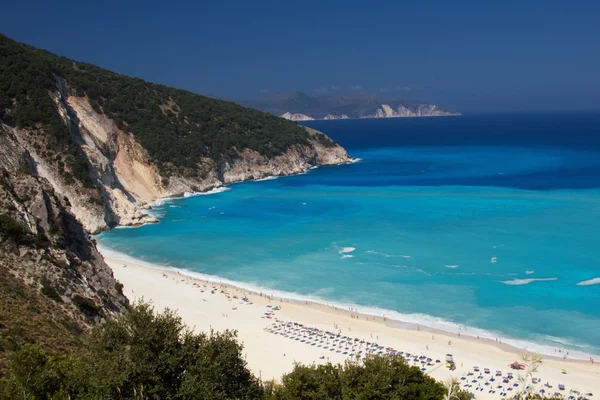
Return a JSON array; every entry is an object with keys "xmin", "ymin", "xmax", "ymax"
[{"xmin": 98, "ymin": 111, "xmax": 600, "ymax": 359}]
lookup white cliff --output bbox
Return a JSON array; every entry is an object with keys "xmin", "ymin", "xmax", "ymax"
[
  {"xmin": 323, "ymin": 114, "xmax": 350, "ymax": 120},
  {"xmin": 370, "ymin": 104, "xmax": 458, "ymax": 118},
  {"xmin": 280, "ymin": 112, "xmax": 315, "ymax": 121},
  {"xmin": 3, "ymin": 91, "xmax": 350, "ymax": 233}
]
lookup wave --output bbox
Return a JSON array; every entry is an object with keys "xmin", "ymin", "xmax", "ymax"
[
  {"xmin": 576, "ymin": 277, "xmax": 600, "ymax": 286},
  {"xmin": 150, "ymin": 196, "xmax": 179, "ymax": 207},
  {"xmin": 254, "ymin": 175, "xmax": 279, "ymax": 182},
  {"xmin": 444, "ymin": 264, "xmax": 459, "ymax": 269},
  {"xmin": 338, "ymin": 247, "xmax": 356, "ymax": 259},
  {"xmin": 490, "ymin": 256, "xmax": 497, "ymax": 263},
  {"xmin": 184, "ymin": 187, "xmax": 230, "ymax": 197},
  {"xmin": 96, "ymin": 244, "xmax": 598, "ymax": 360},
  {"xmin": 500, "ymin": 277, "xmax": 558, "ymax": 286},
  {"xmin": 525, "ymin": 270, "xmax": 535, "ymax": 275},
  {"xmin": 348, "ymin": 157, "xmax": 362, "ymax": 164},
  {"xmin": 365, "ymin": 250, "xmax": 411, "ymax": 259}
]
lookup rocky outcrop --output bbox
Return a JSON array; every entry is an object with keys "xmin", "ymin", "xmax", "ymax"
[
  {"xmin": 0, "ymin": 125, "xmax": 129, "ymax": 327},
  {"xmin": 370, "ymin": 104, "xmax": 458, "ymax": 118},
  {"xmin": 280, "ymin": 104, "xmax": 459, "ymax": 120},
  {"xmin": 280, "ymin": 112, "xmax": 315, "ymax": 121},
  {"xmin": 324, "ymin": 114, "xmax": 349, "ymax": 120}
]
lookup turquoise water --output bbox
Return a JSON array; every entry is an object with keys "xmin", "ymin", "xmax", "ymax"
[{"xmin": 98, "ymin": 112, "xmax": 600, "ymax": 358}]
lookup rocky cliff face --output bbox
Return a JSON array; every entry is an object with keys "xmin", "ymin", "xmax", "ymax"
[
  {"xmin": 370, "ymin": 104, "xmax": 458, "ymax": 118},
  {"xmin": 2, "ymin": 89, "xmax": 350, "ymax": 234},
  {"xmin": 282, "ymin": 105, "xmax": 458, "ymax": 120},
  {"xmin": 0, "ymin": 124, "xmax": 129, "ymax": 322},
  {"xmin": 280, "ymin": 112, "xmax": 315, "ymax": 121},
  {"xmin": 0, "ymin": 124, "xmax": 130, "ymax": 370}
]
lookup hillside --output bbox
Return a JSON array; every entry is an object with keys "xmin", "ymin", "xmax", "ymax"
[
  {"xmin": 0, "ymin": 33, "xmax": 350, "ymax": 374},
  {"xmin": 0, "ymin": 128, "xmax": 129, "ymax": 373},
  {"xmin": 0, "ymin": 34, "xmax": 350, "ymax": 233},
  {"xmin": 242, "ymin": 91, "xmax": 461, "ymax": 120}
]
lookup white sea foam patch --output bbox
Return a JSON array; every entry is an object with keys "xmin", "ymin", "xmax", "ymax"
[
  {"xmin": 348, "ymin": 157, "xmax": 362, "ymax": 164},
  {"xmin": 490, "ymin": 256, "xmax": 498, "ymax": 263},
  {"xmin": 500, "ymin": 277, "xmax": 558, "ymax": 286},
  {"xmin": 576, "ymin": 277, "xmax": 600, "ymax": 286},
  {"xmin": 150, "ymin": 196, "xmax": 179, "ymax": 207},
  {"xmin": 95, "ymin": 244, "xmax": 599, "ymax": 360},
  {"xmin": 184, "ymin": 187, "xmax": 230, "ymax": 197},
  {"xmin": 525, "ymin": 270, "xmax": 535, "ymax": 275},
  {"xmin": 444, "ymin": 264, "xmax": 459, "ymax": 269},
  {"xmin": 338, "ymin": 247, "xmax": 356, "ymax": 258},
  {"xmin": 365, "ymin": 250, "xmax": 411, "ymax": 259},
  {"xmin": 254, "ymin": 175, "xmax": 279, "ymax": 182}
]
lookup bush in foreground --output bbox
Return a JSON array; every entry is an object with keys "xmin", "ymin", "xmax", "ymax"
[{"xmin": 0, "ymin": 302, "xmax": 472, "ymax": 400}]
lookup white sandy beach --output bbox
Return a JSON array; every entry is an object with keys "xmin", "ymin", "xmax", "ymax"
[{"xmin": 103, "ymin": 251, "xmax": 600, "ymax": 400}]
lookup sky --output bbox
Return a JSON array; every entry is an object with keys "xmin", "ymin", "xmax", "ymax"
[{"xmin": 3, "ymin": 0, "xmax": 600, "ymax": 112}]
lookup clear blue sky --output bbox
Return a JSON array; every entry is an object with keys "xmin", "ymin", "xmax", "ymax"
[{"xmin": 3, "ymin": 0, "xmax": 600, "ymax": 112}]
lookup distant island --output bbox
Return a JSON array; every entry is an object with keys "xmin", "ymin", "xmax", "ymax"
[{"xmin": 241, "ymin": 91, "xmax": 461, "ymax": 121}]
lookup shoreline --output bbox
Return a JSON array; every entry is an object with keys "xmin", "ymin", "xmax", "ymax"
[
  {"xmin": 97, "ymin": 244, "xmax": 598, "ymax": 363},
  {"xmin": 137, "ymin": 157, "xmax": 361, "ymax": 219},
  {"xmin": 100, "ymin": 246, "xmax": 600, "ymax": 398}
]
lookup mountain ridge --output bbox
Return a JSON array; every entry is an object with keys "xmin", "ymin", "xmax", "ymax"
[{"xmin": 241, "ymin": 91, "xmax": 461, "ymax": 121}]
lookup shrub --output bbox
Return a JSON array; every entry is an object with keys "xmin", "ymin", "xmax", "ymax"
[
  {"xmin": 0, "ymin": 213, "xmax": 29, "ymax": 244},
  {"xmin": 71, "ymin": 295, "xmax": 102, "ymax": 318},
  {"xmin": 40, "ymin": 277, "xmax": 62, "ymax": 303}
]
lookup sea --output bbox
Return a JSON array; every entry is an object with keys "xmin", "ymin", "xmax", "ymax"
[{"xmin": 97, "ymin": 111, "xmax": 600, "ymax": 359}]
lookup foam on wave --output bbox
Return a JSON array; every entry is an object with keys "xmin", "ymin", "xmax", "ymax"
[
  {"xmin": 254, "ymin": 175, "xmax": 279, "ymax": 182},
  {"xmin": 96, "ymin": 244, "xmax": 598, "ymax": 360},
  {"xmin": 444, "ymin": 264, "xmax": 459, "ymax": 269},
  {"xmin": 365, "ymin": 250, "xmax": 411, "ymax": 259},
  {"xmin": 576, "ymin": 277, "xmax": 600, "ymax": 286},
  {"xmin": 184, "ymin": 187, "xmax": 231, "ymax": 197},
  {"xmin": 500, "ymin": 277, "xmax": 558, "ymax": 285}
]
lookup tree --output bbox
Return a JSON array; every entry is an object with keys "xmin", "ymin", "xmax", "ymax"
[
  {"xmin": 0, "ymin": 302, "xmax": 263, "ymax": 400},
  {"xmin": 442, "ymin": 378, "xmax": 471, "ymax": 400},
  {"xmin": 269, "ymin": 355, "xmax": 448, "ymax": 400},
  {"xmin": 341, "ymin": 355, "xmax": 446, "ymax": 400},
  {"xmin": 83, "ymin": 302, "xmax": 263, "ymax": 399},
  {"xmin": 516, "ymin": 351, "xmax": 544, "ymax": 399}
]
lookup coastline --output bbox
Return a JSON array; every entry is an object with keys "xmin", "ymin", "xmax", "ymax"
[
  {"xmin": 137, "ymin": 157, "xmax": 361, "ymax": 222},
  {"xmin": 99, "ymin": 245, "xmax": 600, "ymax": 398}
]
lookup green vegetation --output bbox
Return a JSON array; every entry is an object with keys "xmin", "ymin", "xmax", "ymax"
[
  {"xmin": 0, "ymin": 302, "xmax": 474, "ymax": 400},
  {"xmin": 0, "ymin": 214, "xmax": 27, "ymax": 244},
  {"xmin": 0, "ymin": 34, "xmax": 328, "ymax": 179},
  {"xmin": 269, "ymin": 355, "xmax": 455, "ymax": 400},
  {"xmin": 0, "ymin": 264, "xmax": 84, "ymax": 375},
  {"xmin": 71, "ymin": 295, "xmax": 103, "ymax": 319},
  {"xmin": 0, "ymin": 35, "xmax": 94, "ymax": 188},
  {"xmin": 40, "ymin": 277, "xmax": 62, "ymax": 303}
]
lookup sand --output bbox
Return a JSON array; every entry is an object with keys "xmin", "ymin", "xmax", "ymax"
[{"xmin": 103, "ymin": 251, "xmax": 600, "ymax": 399}]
